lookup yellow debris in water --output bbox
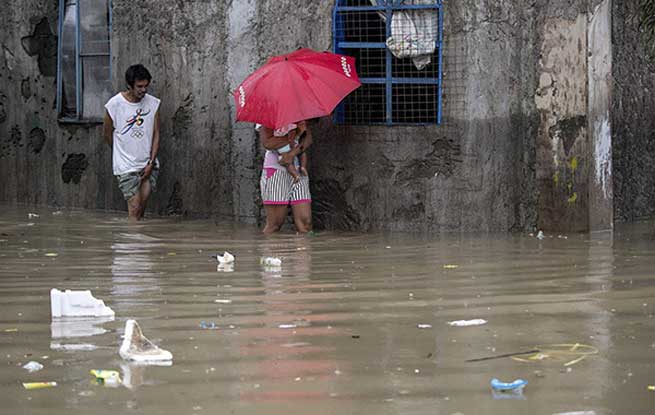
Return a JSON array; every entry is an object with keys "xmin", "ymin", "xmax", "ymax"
[
  {"xmin": 4, "ymin": 328, "xmax": 18, "ymax": 332},
  {"xmin": 90, "ymin": 369, "xmax": 121, "ymax": 385},
  {"xmin": 22, "ymin": 381, "xmax": 57, "ymax": 390},
  {"xmin": 167, "ymin": 252, "xmax": 177, "ymax": 256},
  {"xmin": 45, "ymin": 253, "xmax": 58, "ymax": 257},
  {"xmin": 648, "ymin": 385, "xmax": 655, "ymax": 391},
  {"xmin": 443, "ymin": 264, "xmax": 459, "ymax": 269},
  {"xmin": 511, "ymin": 343, "xmax": 598, "ymax": 366}
]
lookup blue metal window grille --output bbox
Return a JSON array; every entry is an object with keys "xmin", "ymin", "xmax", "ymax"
[
  {"xmin": 57, "ymin": 0, "xmax": 112, "ymax": 122},
  {"xmin": 333, "ymin": 0, "xmax": 443, "ymax": 125}
]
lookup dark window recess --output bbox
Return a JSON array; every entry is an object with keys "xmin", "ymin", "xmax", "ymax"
[
  {"xmin": 392, "ymin": 83, "xmax": 439, "ymax": 123},
  {"xmin": 338, "ymin": 84, "xmax": 387, "ymax": 124},
  {"xmin": 333, "ymin": 0, "xmax": 443, "ymax": 125},
  {"xmin": 57, "ymin": 0, "xmax": 112, "ymax": 123}
]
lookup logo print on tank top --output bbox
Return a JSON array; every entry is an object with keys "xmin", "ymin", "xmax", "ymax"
[{"xmin": 120, "ymin": 108, "xmax": 150, "ymax": 138}]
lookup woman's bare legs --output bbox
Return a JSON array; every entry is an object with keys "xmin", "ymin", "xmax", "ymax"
[
  {"xmin": 263, "ymin": 204, "xmax": 288, "ymax": 234},
  {"xmin": 291, "ymin": 203, "xmax": 312, "ymax": 234}
]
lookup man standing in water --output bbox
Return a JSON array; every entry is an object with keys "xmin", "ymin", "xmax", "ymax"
[{"xmin": 103, "ymin": 64, "xmax": 161, "ymax": 221}]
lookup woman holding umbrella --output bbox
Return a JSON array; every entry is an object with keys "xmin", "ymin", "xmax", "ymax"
[
  {"xmin": 258, "ymin": 121, "xmax": 313, "ymax": 234},
  {"xmin": 233, "ymin": 48, "xmax": 361, "ymax": 234}
]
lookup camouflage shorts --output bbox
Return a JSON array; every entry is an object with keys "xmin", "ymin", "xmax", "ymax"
[{"xmin": 115, "ymin": 168, "xmax": 159, "ymax": 200}]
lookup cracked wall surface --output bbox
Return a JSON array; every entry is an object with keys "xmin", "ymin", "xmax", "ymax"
[{"xmin": 0, "ymin": 1, "xmax": 629, "ymax": 232}]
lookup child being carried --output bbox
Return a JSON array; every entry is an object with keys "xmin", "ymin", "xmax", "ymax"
[{"xmin": 273, "ymin": 122, "xmax": 308, "ymax": 183}]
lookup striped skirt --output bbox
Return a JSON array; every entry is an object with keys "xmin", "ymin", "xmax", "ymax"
[{"xmin": 260, "ymin": 168, "xmax": 311, "ymax": 206}]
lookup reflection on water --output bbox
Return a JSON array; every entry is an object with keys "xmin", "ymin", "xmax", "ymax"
[
  {"xmin": 0, "ymin": 206, "xmax": 654, "ymax": 415},
  {"xmin": 51, "ymin": 317, "xmax": 114, "ymax": 338},
  {"xmin": 111, "ymin": 232, "xmax": 161, "ymax": 299}
]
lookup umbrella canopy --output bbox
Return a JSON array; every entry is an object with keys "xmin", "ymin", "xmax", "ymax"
[{"xmin": 233, "ymin": 48, "xmax": 361, "ymax": 129}]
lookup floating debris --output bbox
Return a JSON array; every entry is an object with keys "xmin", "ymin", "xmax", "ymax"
[
  {"xmin": 50, "ymin": 288, "xmax": 115, "ymax": 318},
  {"xmin": 215, "ymin": 252, "xmax": 235, "ymax": 264},
  {"xmin": 119, "ymin": 320, "xmax": 173, "ymax": 364},
  {"xmin": 90, "ymin": 369, "xmax": 121, "ymax": 387},
  {"xmin": 261, "ymin": 257, "xmax": 282, "ymax": 267},
  {"xmin": 510, "ymin": 343, "xmax": 598, "ymax": 366},
  {"xmin": 490, "ymin": 378, "xmax": 527, "ymax": 392},
  {"xmin": 27, "ymin": 213, "xmax": 40, "ymax": 219},
  {"xmin": 465, "ymin": 349, "xmax": 540, "ymax": 362},
  {"xmin": 448, "ymin": 319, "xmax": 487, "ymax": 327},
  {"xmin": 22, "ymin": 381, "xmax": 57, "ymax": 390},
  {"xmin": 199, "ymin": 321, "xmax": 218, "ymax": 330},
  {"xmin": 22, "ymin": 361, "xmax": 44, "ymax": 373},
  {"xmin": 417, "ymin": 324, "xmax": 432, "ymax": 329},
  {"xmin": 536, "ymin": 230, "xmax": 545, "ymax": 240},
  {"xmin": 443, "ymin": 264, "xmax": 459, "ymax": 269}
]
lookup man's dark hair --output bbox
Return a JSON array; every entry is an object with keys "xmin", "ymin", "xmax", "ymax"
[{"xmin": 125, "ymin": 64, "xmax": 152, "ymax": 88}]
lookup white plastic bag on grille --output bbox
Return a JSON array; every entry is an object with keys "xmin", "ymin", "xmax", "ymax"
[{"xmin": 372, "ymin": 0, "xmax": 439, "ymax": 70}]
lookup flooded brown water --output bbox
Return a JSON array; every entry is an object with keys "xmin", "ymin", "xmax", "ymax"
[{"xmin": 1, "ymin": 205, "xmax": 654, "ymax": 415}]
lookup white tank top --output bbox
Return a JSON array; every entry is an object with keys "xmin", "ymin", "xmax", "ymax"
[{"xmin": 105, "ymin": 92, "xmax": 160, "ymax": 175}]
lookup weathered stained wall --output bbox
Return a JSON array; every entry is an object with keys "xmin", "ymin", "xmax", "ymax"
[
  {"xmin": 0, "ymin": 1, "xmax": 624, "ymax": 233},
  {"xmin": 612, "ymin": 1, "xmax": 655, "ymax": 223},
  {"xmin": 111, "ymin": 0, "xmax": 235, "ymax": 218},
  {"xmin": 533, "ymin": 0, "xmax": 613, "ymax": 232},
  {"xmin": 534, "ymin": 4, "xmax": 589, "ymax": 232},
  {"xmin": 0, "ymin": 1, "xmax": 239, "ymax": 218},
  {"xmin": 253, "ymin": 0, "xmax": 540, "ymax": 232},
  {"xmin": 0, "ymin": 1, "xmax": 116, "ymax": 210}
]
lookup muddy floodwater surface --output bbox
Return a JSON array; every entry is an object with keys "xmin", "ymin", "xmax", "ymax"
[{"xmin": 0, "ymin": 206, "xmax": 654, "ymax": 415}]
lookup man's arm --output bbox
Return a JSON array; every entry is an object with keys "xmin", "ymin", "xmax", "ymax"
[
  {"xmin": 103, "ymin": 110, "xmax": 114, "ymax": 147},
  {"xmin": 142, "ymin": 109, "xmax": 160, "ymax": 178},
  {"xmin": 151, "ymin": 109, "xmax": 160, "ymax": 162}
]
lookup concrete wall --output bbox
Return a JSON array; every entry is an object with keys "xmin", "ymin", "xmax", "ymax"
[
  {"xmin": 0, "ymin": 1, "xmax": 116, "ymax": 210},
  {"xmin": 0, "ymin": 0, "xmax": 627, "ymax": 233},
  {"xmin": 111, "ymin": 0, "xmax": 236, "ymax": 218},
  {"xmin": 612, "ymin": 1, "xmax": 655, "ymax": 223}
]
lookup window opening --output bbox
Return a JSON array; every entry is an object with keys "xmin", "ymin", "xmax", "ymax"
[
  {"xmin": 57, "ymin": 0, "xmax": 112, "ymax": 122},
  {"xmin": 333, "ymin": 0, "xmax": 443, "ymax": 125}
]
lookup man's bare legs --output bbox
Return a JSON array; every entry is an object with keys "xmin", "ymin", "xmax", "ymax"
[
  {"xmin": 263, "ymin": 204, "xmax": 288, "ymax": 234},
  {"xmin": 137, "ymin": 179, "xmax": 152, "ymax": 219},
  {"xmin": 291, "ymin": 203, "xmax": 312, "ymax": 234},
  {"xmin": 127, "ymin": 193, "xmax": 142, "ymax": 223},
  {"xmin": 127, "ymin": 178, "xmax": 152, "ymax": 222}
]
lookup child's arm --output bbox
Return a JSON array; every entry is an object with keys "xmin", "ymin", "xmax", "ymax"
[{"xmin": 297, "ymin": 122, "xmax": 312, "ymax": 153}]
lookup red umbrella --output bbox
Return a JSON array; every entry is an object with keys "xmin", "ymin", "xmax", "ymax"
[{"xmin": 233, "ymin": 48, "xmax": 361, "ymax": 129}]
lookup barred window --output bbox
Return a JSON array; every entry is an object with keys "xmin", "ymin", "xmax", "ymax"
[
  {"xmin": 57, "ymin": 0, "xmax": 112, "ymax": 123},
  {"xmin": 333, "ymin": 0, "xmax": 443, "ymax": 125}
]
